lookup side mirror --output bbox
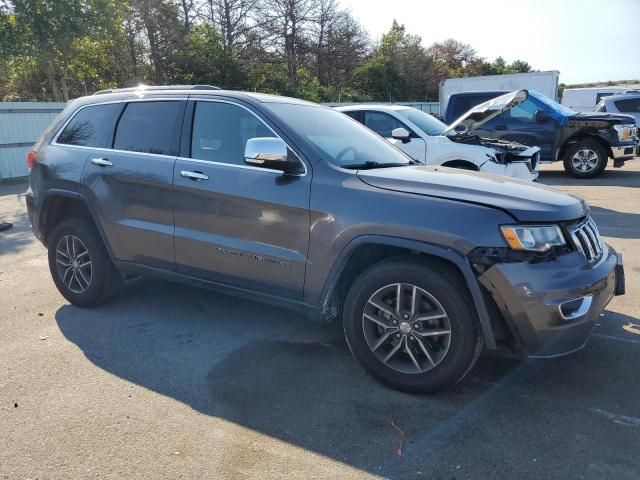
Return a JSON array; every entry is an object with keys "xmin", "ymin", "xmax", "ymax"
[
  {"xmin": 244, "ymin": 137, "xmax": 303, "ymax": 175},
  {"xmin": 391, "ymin": 127, "xmax": 411, "ymax": 142},
  {"xmin": 454, "ymin": 123, "xmax": 468, "ymax": 134},
  {"xmin": 533, "ymin": 110, "xmax": 550, "ymax": 123}
]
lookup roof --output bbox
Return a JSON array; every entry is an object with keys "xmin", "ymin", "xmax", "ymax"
[
  {"xmin": 600, "ymin": 92, "xmax": 640, "ymax": 101},
  {"xmin": 335, "ymin": 104, "xmax": 413, "ymax": 112},
  {"xmin": 76, "ymin": 85, "xmax": 317, "ymax": 108}
]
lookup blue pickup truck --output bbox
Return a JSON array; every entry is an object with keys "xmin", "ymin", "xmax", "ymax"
[{"xmin": 443, "ymin": 90, "xmax": 639, "ymax": 178}]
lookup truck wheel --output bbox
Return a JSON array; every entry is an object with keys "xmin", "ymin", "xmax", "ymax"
[
  {"xmin": 563, "ymin": 140, "xmax": 608, "ymax": 178},
  {"xmin": 47, "ymin": 218, "xmax": 122, "ymax": 307},
  {"xmin": 342, "ymin": 257, "xmax": 483, "ymax": 393}
]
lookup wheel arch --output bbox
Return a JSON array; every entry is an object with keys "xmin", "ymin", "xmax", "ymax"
[
  {"xmin": 319, "ymin": 235, "xmax": 497, "ymax": 349},
  {"xmin": 39, "ymin": 191, "xmax": 113, "ymax": 258},
  {"xmin": 559, "ymin": 132, "xmax": 613, "ymax": 160}
]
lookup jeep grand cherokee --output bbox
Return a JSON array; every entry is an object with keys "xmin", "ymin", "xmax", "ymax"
[{"xmin": 26, "ymin": 86, "xmax": 625, "ymax": 393}]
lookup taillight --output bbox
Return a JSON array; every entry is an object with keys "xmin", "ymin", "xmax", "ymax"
[{"xmin": 27, "ymin": 150, "xmax": 37, "ymax": 169}]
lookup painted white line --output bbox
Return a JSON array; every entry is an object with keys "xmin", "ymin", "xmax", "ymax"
[{"xmin": 592, "ymin": 408, "xmax": 640, "ymax": 428}]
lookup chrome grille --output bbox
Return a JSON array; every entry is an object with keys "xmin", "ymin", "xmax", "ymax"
[{"xmin": 570, "ymin": 217, "xmax": 603, "ymax": 262}]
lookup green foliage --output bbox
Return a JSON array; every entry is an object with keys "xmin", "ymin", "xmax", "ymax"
[{"xmin": 0, "ymin": 5, "xmax": 540, "ymax": 103}]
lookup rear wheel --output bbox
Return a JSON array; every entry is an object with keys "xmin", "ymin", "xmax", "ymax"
[
  {"xmin": 343, "ymin": 257, "xmax": 482, "ymax": 393},
  {"xmin": 47, "ymin": 218, "xmax": 122, "ymax": 307},
  {"xmin": 563, "ymin": 140, "xmax": 608, "ymax": 178}
]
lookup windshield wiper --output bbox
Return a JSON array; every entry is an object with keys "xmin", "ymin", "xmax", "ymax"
[{"xmin": 343, "ymin": 160, "xmax": 415, "ymax": 170}]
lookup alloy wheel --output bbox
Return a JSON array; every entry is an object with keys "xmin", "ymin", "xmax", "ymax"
[
  {"xmin": 362, "ymin": 283, "xmax": 452, "ymax": 374},
  {"xmin": 55, "ymin": 235, "xmax": 93, "ymax": 294},
  {"xmin": 571, "ymin": 149, "xmax": 599, "ymax": 173}
]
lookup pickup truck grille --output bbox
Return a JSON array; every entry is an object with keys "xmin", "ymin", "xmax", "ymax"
[{"xmin": 570, "ymin": 217, "xmax": 603, "ymax": 262}]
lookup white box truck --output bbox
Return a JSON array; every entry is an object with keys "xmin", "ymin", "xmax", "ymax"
[
  {"xmin": 439, "ymin": 70, "xmax": 560, "ymax": 116},
  {"xmin": 561, "ymin": 86, "xmax": 640, "ymax": 112}
]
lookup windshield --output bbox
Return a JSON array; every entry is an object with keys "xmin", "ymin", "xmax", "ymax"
[
  {"xmin": 396, "ymin": 108, "xmax": 447, "ymax": 136},
  {"xmin": 266, "ymin": 103, "xmax": 413, "ymax": 168},
  {"xmin": 528, "ymin": 90, "xmax": 576, "ymax": 116}
]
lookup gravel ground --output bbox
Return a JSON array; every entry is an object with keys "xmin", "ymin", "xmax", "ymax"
[{"xmin": 1, "ymin": 161, "xmax": 639, "ymax": 479}]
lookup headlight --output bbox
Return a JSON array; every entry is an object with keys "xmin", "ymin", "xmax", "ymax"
[
  {"xmin": 614, "ymin": 124, "xmax": 635, "ymax": 141},
  {"xmin": 500, "ymin": 225, "xmax": 566, "ymax": 252}
]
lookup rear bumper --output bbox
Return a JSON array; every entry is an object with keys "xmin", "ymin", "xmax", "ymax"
[
  {"xmin": 479, "ymin": 244, "xmax": 623, "ymax": 357},
  {"xmin": 25, "ymin": 187, "xmax": 44, "ymax": 243}
]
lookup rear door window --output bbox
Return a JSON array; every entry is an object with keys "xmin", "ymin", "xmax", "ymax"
[
  {"xmin": 57, "ymin": 103, "xmax": 123, "ymax": 148},
  {"xmin": 114, "ymin": 101, "xmax": 181, "ymax": 156}
]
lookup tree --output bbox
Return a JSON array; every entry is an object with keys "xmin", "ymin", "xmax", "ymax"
[
  {"xmin": 427, "ymin": 38, "xmax": 480, "ymax": 74},
  {"xmin": 257, "ymin": 0, "xmax": 319, "ymax": 85},
  {"xmin": 352, "ymin": 20, "xmax": 437, "ymax": 101},
  {"xmin": 8, "ymin": 0, "xmax": 119, "ymax": 101}
]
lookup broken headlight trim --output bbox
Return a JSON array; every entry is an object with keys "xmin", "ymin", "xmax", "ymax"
[
  {"xmin": 500, "ymin": 225, "xmax": 566, "ymax": 252},
  {"xmin": 613, "ymin": 124, "xmax": 635, "ymax": 141}
]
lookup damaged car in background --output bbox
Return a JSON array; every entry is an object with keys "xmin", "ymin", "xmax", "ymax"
[
  {"xmin": 444, "ymin": 89, "xmax": 639, "ymax": 178},
  {"xmin": 336, "ymin": 96, "xmax": 541, "ymax": 181}
]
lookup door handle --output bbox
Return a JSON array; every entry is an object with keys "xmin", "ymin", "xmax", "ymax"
[
  {"xmin": 495, "ymin": 125, "xmax": 507, "ymax": 131},
  {"xmin": 91, "ymin": 158, "xmax": 113, "ymax": 167},
  {"xmin": 180, "ymin": 170, "xmax": 209, "ymax": 181}
]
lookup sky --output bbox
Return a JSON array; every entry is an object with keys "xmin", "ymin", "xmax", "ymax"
[{"xmin": 340, "ymin": 0, "xmax": 640, "ymax": 85}]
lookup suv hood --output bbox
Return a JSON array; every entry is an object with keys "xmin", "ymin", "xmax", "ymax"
[
  {"xmin": 443, "ymin": 90, "xmax": 528, "ymax": 134},
  {"xmin": 357, "ymin": 165, "xmax": 587, "ymax": 222}
]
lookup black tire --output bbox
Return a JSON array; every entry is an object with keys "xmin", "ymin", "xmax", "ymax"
[
  {"xmin": 343, "ymin": 256, "xmax": 483, "ymax": 393},
  {"xmin": 47, "ymin": 218, "xmax": 122, "ymax": 307},
  {"xmin": 563, "ymin": 140, "xmax": 608, "ymax": 178}
]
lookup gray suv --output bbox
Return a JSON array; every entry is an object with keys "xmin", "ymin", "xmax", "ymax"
[{"xmin": 26, "ymin": 86, "xmax": 625, "ymax": 393}]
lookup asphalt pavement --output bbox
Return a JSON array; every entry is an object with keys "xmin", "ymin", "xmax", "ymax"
[{"xmin": 1, "ymin": 161, "xmax": 639, "ymax": 479}]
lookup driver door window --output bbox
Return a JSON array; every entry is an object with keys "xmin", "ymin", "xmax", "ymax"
[
  {"xmin": 364, "ymin": 111, "xmax": 404, "ymax": 137},
  {"xmin": 190, "ymin": 102, "xmax": 276, "ymax": 165},
  {"xmin": 504, "ymin": 101, "xmax": 538, "ymax": 123}
]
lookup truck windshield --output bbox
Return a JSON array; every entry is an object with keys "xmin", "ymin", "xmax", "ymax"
[
  {"xmin": 266, "ymin": 103, "xmax": 413, "ymax": 169},
  {"xmin": 396, "ymin": 108, "xmax": 447, "ymax": 136}
]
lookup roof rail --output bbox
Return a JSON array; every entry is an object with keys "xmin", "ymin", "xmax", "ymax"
[{"xmin": 93, "ymin": 85, "xmax": 221, "ymax": 95}]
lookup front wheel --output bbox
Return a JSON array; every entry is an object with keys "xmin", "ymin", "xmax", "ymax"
[
  {"xmin": 563, "ymin": 140, "xmax": 608, "ymax": 178},
  {"xmin": 343, "ymin": 257, "xmax": 483, "ymax": 393}
]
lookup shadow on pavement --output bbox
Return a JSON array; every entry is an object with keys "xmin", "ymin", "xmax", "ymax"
[
  {"xmin": 589, "ymin": 206, "xmax": 640, "ymax": 240},
  {"xmin": 0, "ymin": 210, "xmax": 33, "ymax": 257},
  {"xmin": 55, "ymin": 277, "xmax": 640, "ymax": 478},
  {"xmin": 539, "ymin": 166, "xmax": 640, "ymax": 188}
]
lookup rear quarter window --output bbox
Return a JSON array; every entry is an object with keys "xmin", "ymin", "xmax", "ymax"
[
  {"xmin": 113, "ymin": 101, "xmax": 181, "ymax": 156},
  {"xmin": 56, "ymin": 103, "xmax": 123, "ymax": 148}
]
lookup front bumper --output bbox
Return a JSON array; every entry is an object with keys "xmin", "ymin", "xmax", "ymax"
[
  {"xmin": 611, "ymin": 141, "xmax": 639, "ymax": 160},
  {"xmin": 479, "ymin": 243, "xmax": 624, "ymax": 357},
  {"xmin": 479, "ymin": 160, "xmax": 539, "ymax": 182}
]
